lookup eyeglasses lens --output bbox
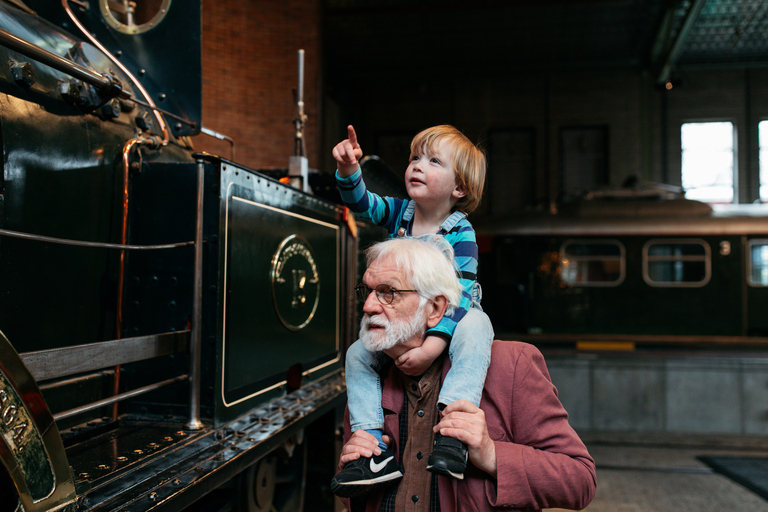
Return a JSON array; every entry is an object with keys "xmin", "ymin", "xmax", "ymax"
[
  {"xmin": 375, "ymin": 285, "xmax": 395, "ymax": 304},
  {"xmin": 355, "ymin": 284, "xmax": 395, "ymax": 304}
]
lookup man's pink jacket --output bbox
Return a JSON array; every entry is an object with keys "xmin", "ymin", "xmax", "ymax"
[{"xmin": 342, "ymin": 340, "xmax": 597, "ymax": 511}]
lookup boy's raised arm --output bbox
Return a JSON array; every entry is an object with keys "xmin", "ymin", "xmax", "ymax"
[{"xmin": 332, "ymin": 125, "xmax": 364, "ymax": 177}]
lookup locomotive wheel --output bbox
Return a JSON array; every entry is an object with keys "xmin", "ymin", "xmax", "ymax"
[
  {"xmin": 238, "ymin": 438, "xmax": 307, "ymax": 512},
  {"xmin": 241, "ymin": 456, "xmax": 278, "ymax": 512}
]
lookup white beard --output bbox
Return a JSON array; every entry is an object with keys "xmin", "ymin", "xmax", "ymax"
[{"xmin": 359, "ymin": 304, "xmax": 427, "ymax": 352}]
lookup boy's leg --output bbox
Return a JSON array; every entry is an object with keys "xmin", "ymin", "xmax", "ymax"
[
  {"xmin": 332, "ymin": 340, "xmax": 402, "ymax": 498},
  {"xmin": 428, "ymin": 308, "xmax": 494, "ymax": 480},
  {"xmin": 439, "ymin": 308, "xmax": 494, "ymax": 407},
  {"xmin": 345, "ymin": 339, "xmax": 387, "ymax": 449}
]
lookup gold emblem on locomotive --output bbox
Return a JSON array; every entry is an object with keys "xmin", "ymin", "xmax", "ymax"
[{"xmin": 270, "ymin": 235, "xmax": 320, "ymax": 331}]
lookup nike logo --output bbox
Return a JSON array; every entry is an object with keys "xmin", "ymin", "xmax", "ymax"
[{"xmin": 370, "ymin": 456, "xmax": 394, "ymax": 473}]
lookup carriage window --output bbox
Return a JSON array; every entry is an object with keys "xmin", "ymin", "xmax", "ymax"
[
  {"xmin": 643, "ymin": 240, "xmax": 710, "ymax": 287},
  {"xmin": 748, "ymin": 240, "xmax": 768, "ymax": 287},
  {"xmin": 560, "ymin": 240, "xmax": 625, "ymax": 286}
]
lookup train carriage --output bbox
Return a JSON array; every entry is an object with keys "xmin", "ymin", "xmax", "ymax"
[{"xmin": 477, "ymin": 192, "xmax": 768, "ymax": 348}]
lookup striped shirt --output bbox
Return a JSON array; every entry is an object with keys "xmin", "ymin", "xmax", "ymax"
[{"xmin": 336, "ymin": 168, "xmax": 478, "ymax": 341}]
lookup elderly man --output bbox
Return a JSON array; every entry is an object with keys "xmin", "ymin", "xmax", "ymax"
[{"xmin": 333, "ymin": 237, "xmax": 596, "ymax": 511}]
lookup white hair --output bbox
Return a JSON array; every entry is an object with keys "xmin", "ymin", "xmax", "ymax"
[{"xmin": 365, "ymin": 237, "xmax": 461, "ymax": 312}]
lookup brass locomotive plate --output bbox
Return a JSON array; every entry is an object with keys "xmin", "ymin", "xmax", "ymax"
[
  {"xmin": 0, "ymin": 371, "xmax": 54, "ymax": 502},
  {"xmin": 270, "ymin": 235, "xmax": 320, "ymax": 331}
]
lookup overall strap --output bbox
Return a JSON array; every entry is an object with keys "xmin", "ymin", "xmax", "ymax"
[
  {"xmin": 396, "ymin": 201, "xmax": 416, "ymax": 238},
  {"xmin": 398, "ymin": 203, "xmax": 466, "ymax": 238},
  {"xmin": 438, "ymin": 210, "xmax": 467, "ymax": 235}
]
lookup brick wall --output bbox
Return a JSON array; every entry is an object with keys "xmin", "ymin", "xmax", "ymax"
[{"xmin": 191, "ymin": 0, "xmax": 322, "ymax": 172}]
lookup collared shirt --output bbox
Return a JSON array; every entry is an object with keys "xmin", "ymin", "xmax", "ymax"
[{"xmin": 379, "ymin": 358, "xmax": 443, "ymax": 512}]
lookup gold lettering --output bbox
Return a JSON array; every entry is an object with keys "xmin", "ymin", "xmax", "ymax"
[
  {"xmin": 292, "ymin": 269, "xmax": 307, "ymax": 307},
  {"xmin": 3, "ymin": 404, "xmax": 17, "ymax": 425},
  {"xmin": 0, "ymin": 378, "xmax": 35, "ymax": 454},
  {"xmin": 12, "ymin": 422, "xmax": 27, "ymax": 446}
]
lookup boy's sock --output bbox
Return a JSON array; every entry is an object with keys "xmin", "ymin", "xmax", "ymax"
[{"xmin": 365, "ymin": 428, "xmax": 388, "ymax": 451}]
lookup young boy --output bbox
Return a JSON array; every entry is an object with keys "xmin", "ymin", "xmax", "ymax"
[{"xmin": 330, "ymin": 125, "xmax": 494, "ymax": 497}]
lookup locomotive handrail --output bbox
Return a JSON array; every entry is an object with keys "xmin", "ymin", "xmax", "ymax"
[
  {"xmin": 20, "ymin": 331, "xmax": 191, "ymax": 425},
  {"xmin": 0, "ymin": 24, "xmax": 196, "ymax": 129},
  {"xmin": 186, "ymin": 158, "xmax": 205, "ymax": 431},
  {"xmin": 20, "ymin": 331, "xmax": 189, "ymax": 381},
  {"xmin": 0, "ymin": 227, "xmax": 194, "ymax": 250},
  {"xmin": 0, "ymin": 26, "xmax": 126, "ymax": 98},
  {"xmin": 53, "ymin": 374, "xmax": 189, "ymax": 421},
  {"xmin": 201, "ymin": 126, "xmax": 236, "ymax": 160}
]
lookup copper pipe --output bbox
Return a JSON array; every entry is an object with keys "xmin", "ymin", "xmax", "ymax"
[{"xmin": 112, "ymin": 138, "xmax": 151, "ymax": 418}]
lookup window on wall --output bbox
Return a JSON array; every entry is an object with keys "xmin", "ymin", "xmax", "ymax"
[
  {"xmin": 759, "ymin": 121, "xmax": 768, "ymax": 201},
  {"xmin": 681, "ymin": 122, "xmax": 735, "ymax": 204}
]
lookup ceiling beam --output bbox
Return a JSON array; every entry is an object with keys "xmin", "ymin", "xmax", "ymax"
[{"xmin": 652, "ymin": 0, "xmax": 706, "ymax": 85}]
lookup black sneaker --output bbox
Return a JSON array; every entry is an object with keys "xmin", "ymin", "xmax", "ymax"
[
  {"xmin": 426, "ymin": 433, "xmax": 468, "ymax": 479},
  {"xmin": 330, "ymin": 449, "xmax": 403, "ymax": 498}
]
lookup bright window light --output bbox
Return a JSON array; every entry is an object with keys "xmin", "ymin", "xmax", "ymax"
[
  {"xmin": 681, "ymin": 122, "xmax": 735, "ymax": 204},
  {"xmin": 759, "ymin": 120, "xmax": 768, "ymax": 201}
]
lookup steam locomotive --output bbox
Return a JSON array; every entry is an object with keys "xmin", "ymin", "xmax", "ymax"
[
  {"xmin": 0, "ymin": 1, "xmax": 368, "ymax": 510},
  {"xmin": 476, "ymin": 188, "xmax": 768, "ymax": 349}
]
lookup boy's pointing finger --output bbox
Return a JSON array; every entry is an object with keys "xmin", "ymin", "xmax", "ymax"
[{"xmin": 347, "ymin": 125, "xmax": 358, "ymax": 146}]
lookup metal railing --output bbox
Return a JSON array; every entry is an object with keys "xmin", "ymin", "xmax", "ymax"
[{"xmin": 4, "ymin": 158, "xmax": 208, "ymax": 431}]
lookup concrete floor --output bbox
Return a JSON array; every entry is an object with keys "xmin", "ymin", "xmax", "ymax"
[
  {"xmin": 334, "ymin": 431, "xmax": 768, "ymax": 511},
  {"xmin": 549, "ymin": 432, "xmax": 768, "ymax": 512}
]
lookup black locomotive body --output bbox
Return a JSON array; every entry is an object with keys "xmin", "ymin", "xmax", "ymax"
[
  {"xmin": 0, "ymin": 2, "xmax": 360, "ymax": 511},
  {"xmin": 477, "ymin": 194, "xmax": 768, "ymax": 348}
]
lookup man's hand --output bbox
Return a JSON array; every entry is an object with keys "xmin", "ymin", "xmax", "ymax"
[
  {"xmin": 332, "ymin": 125, "xmax": 363, "ymax": 177},
  {"xmin": 394, "ymin": 335, "xmax": 447, "ymax": 376},
  {"xmin": 338, "ymin": 430, "xmax": 392, "ymax": 471},
  {"xmin": 434, "ymin": 400, "xmax": 497, "ymax": 478}
]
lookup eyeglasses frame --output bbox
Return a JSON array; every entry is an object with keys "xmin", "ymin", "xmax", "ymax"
[{"xmin": 355, "ymin": 282, "xmax": 419, "ymax": 305}]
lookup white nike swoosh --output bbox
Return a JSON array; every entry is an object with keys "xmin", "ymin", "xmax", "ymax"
[{"xmin": 370, "ymin": 456, "xmax": 394, "ymax": 473}]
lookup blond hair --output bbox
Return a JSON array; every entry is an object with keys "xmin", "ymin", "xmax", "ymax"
[{"xmin": 409, "ymin": 125, "xmax": 486, "ymax": 214}]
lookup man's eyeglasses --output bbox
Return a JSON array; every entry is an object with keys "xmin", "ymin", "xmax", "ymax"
[{"xmin": 355, "ymin": 283, "xmax": 418, "ymax": 305}]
